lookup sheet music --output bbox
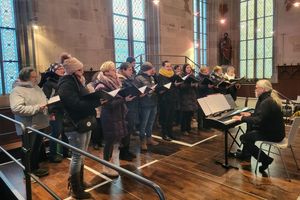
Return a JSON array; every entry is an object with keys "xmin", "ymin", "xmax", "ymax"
[
  {"xmin": 108, "ymin": 88, "xmax": 121, "ymax": 97},
  {"xmin": 182, "ymin": 74, "xmax": 189, "ymax": 81},
  {"xmin": 163, "ymin": 82, "xmax": 172, "ymax": 89},
  {"xmin": 197, "ymin": 98, "xmax": 212, "ymax": 116},
  {"xmin": 151, "ymin": 84, "xmax": 157, "ymax": 90},
  {"xmin": 197, "ymin": 94, "xmax": 231, "ymax": 116},
  {"xmin": 47, "ymin": 95, "xmax": 60, "ymax": 105},
  {"xmin": 139, "ymin": 86, "xmax": 147, "ymax": 94}
]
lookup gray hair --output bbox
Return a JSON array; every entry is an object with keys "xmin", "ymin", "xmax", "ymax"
[{"xmin": 19, "ymin": 67, "xmax": 36, "ymax": 81}]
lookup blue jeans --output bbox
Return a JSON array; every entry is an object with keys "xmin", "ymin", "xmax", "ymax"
[
  {"xmin": 139, "ymin": 106, "xmax": 157, "ymax": 140},
  {"xmin": 65, "ymin": 131, "xmax": 91, "ymax": 175}
]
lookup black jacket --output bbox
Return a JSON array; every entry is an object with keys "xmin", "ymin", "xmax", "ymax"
[
  {"xmin": 135, "ymin": 72, "xmax": 158, "ymax": 107},
  {"xmin": 58, "ymin": 75, "xmax": 100, "ymax": 123},
  {"xmin": 179, "ymin": 74, "xmax": 198, "ymax": 111},
  {"xmin": 42, "ymin": 72, "xmax": 63, "ymax": 114},
  {"xmin": 157, "ymin": 74, "xmax": 177, "ymax": 103},
  {"xmin": 196, "ymin": 72, "xmax": 214, "ymax": 98},
  {"xmin": 242, "ymin": 91, "xmax": 285, "ymax": 141}
]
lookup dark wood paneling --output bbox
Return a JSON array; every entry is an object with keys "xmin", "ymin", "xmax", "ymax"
[
  {"xmin": 0, "ymin": 108, "xmax": 20, "ymax": 146},
  {"xmin": 238, "ymin": 65, "xmax": 300, "ymax": 99}
]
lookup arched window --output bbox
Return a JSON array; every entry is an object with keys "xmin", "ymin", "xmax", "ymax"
[
  {"xmin": 112, "ymin": 0, "xmax": 146, "ymax": 66},
  {"xmin": 240, "ymin": 0, "xmax": 273, "ymax": 79},
  {"xmin": 193, "ymin": 0, "xmax": 207, "ymax": 69},
  {"xmin": 0, "ymin": 0, "xmax": 19, "ymax": 95}
]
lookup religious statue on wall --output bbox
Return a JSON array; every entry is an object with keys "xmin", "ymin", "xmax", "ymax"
[{"xmin": 219, "ymin": 32, "xmax": 232, "ymax": 65}]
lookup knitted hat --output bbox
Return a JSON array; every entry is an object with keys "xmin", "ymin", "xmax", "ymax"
[
  {"xmin": 49, "ymin": 63, "xmax": 63, "ymax": 72},
  {"xmin": 62, "ymin": 57, "xmax": 83, "ymax": 75},
  {"xmin": 141, "ymin": 62, "xmax": 154, "ymax": 72}
]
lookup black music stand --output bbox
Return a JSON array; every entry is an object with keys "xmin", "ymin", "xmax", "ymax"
[{"xmin": 214, "ymin": 126, "xmax": 239, "ymax": 170}]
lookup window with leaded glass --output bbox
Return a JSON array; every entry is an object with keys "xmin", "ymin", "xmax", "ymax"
[
  {"xmin": 112, "ymin": 0, "xmax": 146, "ymax": 66},
  {"xmin": 0, "ymin": 0, "xmax": 19, "ymax": 95},
  {"xmin": 193, "ymin": 0, "xmax": 207, "ymax": 70},
  {"xmin": 240, "ymin": 0, "xmax": 273, "ymax": 79}
]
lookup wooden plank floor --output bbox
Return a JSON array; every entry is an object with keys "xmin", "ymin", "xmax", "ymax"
[{"xmin": 1, "ymin": 123, "xmax": 300, "ymax": 199}]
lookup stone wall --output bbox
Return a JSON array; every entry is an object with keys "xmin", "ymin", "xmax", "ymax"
[
  {"xmin": 31, "ymin": 0, "xmax": 300, "ymax": 73},
  {"xmin": 32, "ymin": 0, "xmax": 113, "ymax": 72},
  {"xmin": 274, "ymin": 0, "xmax": 300, "ymax": 66}
]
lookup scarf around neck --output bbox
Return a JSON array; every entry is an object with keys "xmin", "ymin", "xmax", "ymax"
[
  {"xmin": 159, "ymin": 68, "xmax": 174, "ymax": 78},
  {"xmin": 97, "ymin": 71, "xmax": 121, "ymax": 90}
]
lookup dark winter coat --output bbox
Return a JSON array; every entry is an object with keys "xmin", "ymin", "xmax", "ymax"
[
  {"xmin": 179, "ymin": 74, "xmax": 198, "ymax": 111},
  {"xmin": 118, "ymin": 74, "xmax": 139, "ymax": 111},
  {"xmin": 157, "ymin": 73, "xmax": 177, "ymax": 104},
  {"xmin": 42, "ymin": 72, "xmax": 64, "ymax": 114},
  {"xmin": 196, "ymin": 72, "xmax": 214, "ymax": 98},
  {"xmin": 58, "ymin": 75, "xmax": 99, "ymax": 125},
  {"xmin": 241, "ymin": 91, "xmax": 285, "ymax": 141},
  {"xmin": 135, "ymin": 72, "xmax": 158, "ymax": 107},
  {"xmin": 95, "ymin": 74, "xmax": 128, "ymax": 142}
]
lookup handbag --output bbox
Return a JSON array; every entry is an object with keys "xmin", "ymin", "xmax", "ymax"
[{"xmin": 73, "ymin": 115, "xmax": 97, "ymax": 133}]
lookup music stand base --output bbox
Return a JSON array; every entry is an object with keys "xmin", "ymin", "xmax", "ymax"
[{"xmin": 215, "ymin": 160, "xmax": 239, "ymax": 170}]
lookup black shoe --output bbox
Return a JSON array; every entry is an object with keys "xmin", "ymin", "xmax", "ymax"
[
  {"xmin": 49, "ymin": 155, "xmax": 63, "ymax": 163},
  {"xmin": 259, "ymin": 157, "xmax": 274, "ymax": 173},
  {"xmin": 63, "ymin": 151, "xmax": 72, "ymax": 158},
  {"xmin": 127, "ymin": 151, "xmax": 136, "ymax": 159},
  {"xmin": 93, "ymin": 144, "xmax": 100, "ymax": 150},
  {"xmin": 169, "ymin": 135, "xmax": 178, "ymax": 140},
  {"xmin": 32, "ymin": 168, "xmax": 49, "ymax": 177},
  {"xmin": 119, "ymin": 151, "xmax": 133, "ymax": 161},
  {"xmin": 162, "ymin": 136, "xmax": 172, "ymax": 141},
  {"xmin": 233, "ymin": 151, "xmax": 251, "ymax": 161}
]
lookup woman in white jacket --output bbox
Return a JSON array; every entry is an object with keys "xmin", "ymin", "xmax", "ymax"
[{"xmin": 9, "ymin": 67, "xmax": 49, "ymax": 177}]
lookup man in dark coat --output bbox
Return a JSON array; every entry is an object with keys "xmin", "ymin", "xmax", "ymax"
[{"xmin": 233, "ymin": 79, "xmax": 285, "ymax": 173}]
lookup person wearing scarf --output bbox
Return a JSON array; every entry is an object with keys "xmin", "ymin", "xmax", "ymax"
[
  {"xmin": 58, "ymin": 53, "xmax": 101, "ymax": 199},
  {"xmin": 117, "ymin": 62, "xmax": 138, "ymax": 160},
  {"xmin": 157, "ymin": 61, "xmax": 178, "ymax": 141},
  {"xmin": 95, "ymin": 61, "xmax": 133, "ymax": 177}
]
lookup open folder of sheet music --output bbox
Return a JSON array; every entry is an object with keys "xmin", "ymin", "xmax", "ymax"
[{"xmin": 197, "ymin": 93, "xmax": 232, "ymax": 117}]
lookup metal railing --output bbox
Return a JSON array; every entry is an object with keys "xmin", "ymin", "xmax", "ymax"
[
  {"xmin": 0, "ymin": 114, "xmax": 165, "ymax": 200},
  {"xmin": 0, "ymin": 114, "xmax": 61, "ymax": 200}
]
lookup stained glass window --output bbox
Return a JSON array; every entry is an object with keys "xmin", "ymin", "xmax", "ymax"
[
  {"xmin": 112, "ymin": 0, "xmax": 146, "ymax": 66},
  {"xmin": 194, "ymin": 0, "xmax": 207, "ymax": 71},
  {"xmin": 240, "ymin": 0, "xmax": 273, "ymax": 79},
  {"xmin": 0, "ymin": 0, "xmax": 19, "ymax": 95}
]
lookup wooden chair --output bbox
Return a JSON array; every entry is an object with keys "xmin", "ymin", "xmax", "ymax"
[{"xmin": 255, "ymin": 117, "xmax": 300, "ymax": 181}]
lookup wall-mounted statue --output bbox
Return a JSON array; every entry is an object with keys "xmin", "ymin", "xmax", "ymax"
[{"xmin": 219, "ymin": 32, "xmax": 232, "ymax": 65}]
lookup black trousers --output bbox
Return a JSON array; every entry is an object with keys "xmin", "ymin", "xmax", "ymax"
[
  {"xmin": 21, "ymin": 131, "xmax": 44, "ymax": 171},
  {"xmin": 240, "ymin": 130, "xmax": 282, "ymax": 164},
  {"xmin": 197, "ymin": 108, "xmax": 209, "ymax": 129},
  {"xmin": 91, "ymin": 118, "xmax": 103, "ymax": 145},
  {"xmin": 159, "ymin": 101, "xmax": 175, "ymax": 137},
  {"xmin": 181, "ymin": 111, "xmax": 193, "ymax": 132}
]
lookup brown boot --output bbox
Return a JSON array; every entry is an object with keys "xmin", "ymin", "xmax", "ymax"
[
  {"xmin": 141, "ymin": 138, "xmax": 148, "ymax": 151},
  {"xmin": 103, "ymin": 145, "xmax": 120, "ymax": 178},
  {"xmin": 147, "ymin": 137, "xmax": 159, "ymax": 145}
]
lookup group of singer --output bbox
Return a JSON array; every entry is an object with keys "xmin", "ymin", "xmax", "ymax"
[{"xmin": 8, "ymin": 52, "xmax": 285, "ymax": 199}]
